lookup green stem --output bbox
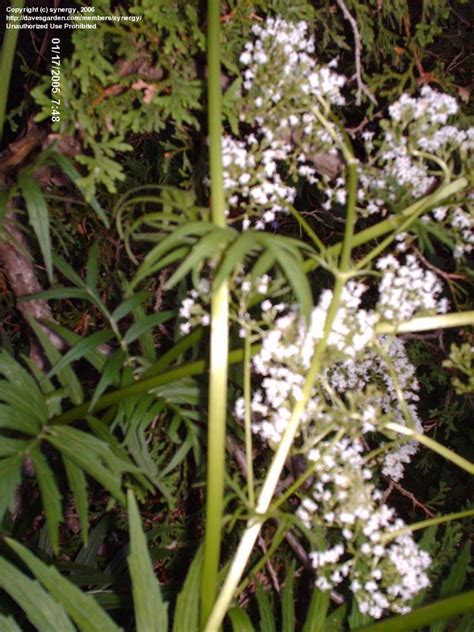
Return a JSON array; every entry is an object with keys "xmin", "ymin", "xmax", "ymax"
[
  {"xmin": 376, "ymin": 311, "xmax": 474, "ymax": 334},
  {"xmin": 244, "ymin": 331, "xmax": 255, "ymax": 507},
  {"xmin": 287, "ymin": 205, "xmax": 325, "ymax": 252},
  {"xmin": 385, "ymin": 422, "xmax": 474, "ymax": 474},
  {"xmin": 354, "ymin": 180, "xmax": 448, "ymax": 271},
  {"xmin": 357, "ymin": 590, "xmax": 474, "ymax": 632},
  {"xmin": 200, "ymin": 1, "xmax": 230, "ymax": 628},
  {"xmin": 0, "ymin": 0, "xmax": 24, "ymax": 143},
  {"xmin": 340, "ymin": 159, "xmax": 358, "ymax": 272},
  {"xmin": 50, "ymin": 345, "xmax": 257, "ymax": 426},
  {"xmin": 205, "ymin": 278, "xmax": 346, "ymax": 631},
  {"xmin": 380, "ymin": 509, "xmax": 474, "ymax": 544},
  {"xmin": 304, "ymin": 177, "xmax": 468, "ymax": 275}
]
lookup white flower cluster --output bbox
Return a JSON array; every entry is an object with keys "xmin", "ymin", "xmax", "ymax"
[
  {"xmin": 237, "ymin": 282, "xmax": 379, "ymax": 445},
  {"xmin": 222, "ymin": 133, "xmax": 296, "ymax": 230},
  {"xmin": 376, "ymin": 254, "xmax": 449, "ymax": 321},
  {"xmin": 298, "ymin": 434, "xmax": 430, "ymax": 618},
  {"xmin": 222, "ymin": 17, "xmax": 347, "ymax": 229},
  {"xmin": 321, "ymin": 86, "xmax": 474, "ymax": 219},
  {"xmin": 328, "ymin": 337, "xmax": 422, "ymax": 481},
  {"xmin": 240, "ymin": 17, "xmax": 345, "ymax": 107},
  {"xmin": 238, "ymin": 279, "xmax": 427, "ymax": 481},
  {"xmin": 178, "ymin": 279, "xmax": 211, "ymax": 335},
  {"xmin": 430, "ymin": 205, "xmax": 474, "ymax": 259}
]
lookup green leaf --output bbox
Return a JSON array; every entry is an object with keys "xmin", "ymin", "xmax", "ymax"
[
  {"xmin": 38, "ymin": 319, "xmax": 107, "ymax": 371},
  {"xmin": 431, "ymin": 542, "xmax": 471, "ymax": 632},
  {"xmin": 0, "ymin": 557, "xmax": 75, "ymax": 632},
  {"xmin": 89, "ymin": 350, "xmax": 126, "ymax": 412},
  {"xmin": 123, "ymin": 311, "xmax": 174, "ymax": 345},
  {"xmin": 111, "ymin": 292, "xmax": 150, "ymax": 322},
  {"xmin": 0, "ymin": 403, "xmax": 40, "ymax": 434},
  {"xmin": 271, "ymin": 245, "xmax": 312, "ymax": 323},
  {"xmin": 0, "ymin": 453, "xmax": 23, "ymax": 521},
  {"xmin": 165, "ymin": 227, "xmax": 236, "ymax": 289},
  {"xmin": 46, "ymin": 426, "xmax": 126, "ymax": 503},
  {"xmin": 0, "ymin": 437, "xmax": 29, "ymax": 457},
  {"xmin": 86, "ymin": 240, "xmax": 100, "ymax": 289},
  {"xmin": 18, "ymin": 172, "xmax": 53, "ymax": 281},
  {"xmin": 302, "ymin": 588, "xmax": 330, "ymax": 632},
  {"xmin": 282, "ymin": 563, "xmax": 296, "ymax": 632},
  {"xmin": 46, "ymin": 330, "xmax": 114, "ymax": 380},
  {"xmin": 251, "ymin": 249, "xmax": 275, "ymax": 280},
  {"xmin": 0, "ymin": 351, "xmax": 48, "ymax": 423},
  {"xmin": 134, "ymin": 221, "xmax": 216, "ymax": 284},
  {"xmin": 455, "ymin": 614, "xmax": 474, "ymax": 632},
  {"xmin": 348, "ymin": 598, "xmax": 372, "ymax": 630},
  {"xmin": 228, "ymin": 606, "xmax": 255, "ymax": 632},
  {"xmin": 127, "ymin": 490, "xmax": 168, "ymax": 631},
  {"xmin": 29, "ymin": 318, "xmax": 83, "ymax": 405},
  {"xmin": 155, "ymin": 428, "xmax": 194, "ymax": 480},
  {"xmin": 30, "ymin": 446, "xmax": 63, "ymax": 554},
  {"xmin": 213, "ymin": 232, "xmax": 258, "ymax": 290},
  {"xmin": 53, "ymin": 153, "xmax": 109, "ymax": 227},
  {"xmin": 6, "ymin": 538, "xmax": 122, "ymax": 632},
  {"xmin": 324, "ymin": 605, "xmax": 347, "ymax": 631},
  {"xmin": 19, "ymin": 287, "xmax": 90, "ymax": 301},
  {"xmin": 63, "ymin": 456, "xmax": 89, "ymax": 545},
  {"xmin": 172, "ymin": 546, "xmax": 203, "ymax": 632},
  {"xmin": 0, "ymin": 614, "xmax": 22, "ymax": 632},
  {"xmin": 131, "ymin": 302, "xmax": 156, "ymax": 361},
  {"xmin": 53, "ymin": 252, "xmax": 87, "ymax": 288},
  {"xmin": 256, "ymin": 581, "xmax": 276, "ymax": 632},
  {"xmin": 75, "ymin": 515, "xmax": 111, "ymax": 567},
  {"xmin": 439, "ymin": 542, "xmax": 470, "ymax": 598},
  {"xmin": 357, "ymin": 591, "xmax": 474, "ymax": 632}
]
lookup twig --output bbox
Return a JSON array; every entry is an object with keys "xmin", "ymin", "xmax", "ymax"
[
  {"xmin": 336, "ymin": 0, "xmax": 377, "ymax": 106},
  {"xmin": 384, "ymin": 478, "xmax": 436, "ymax": 518},
  {"xmin": 257, "ymin": 535, "xmax": 281, "ymax": 593}
]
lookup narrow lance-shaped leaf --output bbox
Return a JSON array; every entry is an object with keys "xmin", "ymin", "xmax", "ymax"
[
  {"xmin": 0, "ymin": 453, "xmax": 23, "ymax": 521},
  {"xmin": 431, "ymin": 542, "xmax": 471, "ymax": 632},
  {"xmin": 0, "ymin": 351, "xmax": 48, "ymax": 422},
  {"xmin": 127, "ymin": 490, "xmax": 168, "ymax": 631},
  {"xmin": 228, "ymin": 606, "xmax": 254, "ymax": 632},
  {"xmin": 6, "ymin": 538, "xmax": 122, "ymax": 632},
  {"xmin": 0, "ymin": 614, "xmax": 23, "ymax": 632},
  {"xmin": 172, "ymin": 546, "xmax": 203, "ymax": 632},
  {"xmin": 357, "ymin": 590, "xmax": 474, "ymax": 632},
  {"xmin": 46, "ymin": 329, "xmax": 114, "ymax": 381},
  {"xmin": 46, "ymin": 425, "xmax": 126, "ymax": 503},
  {"xmin": 30, "ymin": 446, "xmax": 63, "ymax": 554},
  {"xmin": 63, "ymin": 456, "xmax": 89, "ymax": 545},
  {"xmin": 256, "ymin": 581, "xmax": 276, "ymax": 632},
  {"xmin": 165, "ymin": 227, "xmax": 237, "ymax": 289},
  {"xmin": 123, "ymin": 310, "xmax": 174, "ymax": 345},
  {"xmin": 281, "ymin": 563, "xmax": 296, "ymax": 632},
  {"xmin": 302, "ymin": 588, "xmax": 330, "ymax": 632},
  {"xmin": 29, "ymin": 318, "xmax": 84, "ymax": 405},
  {"xmin": 18, "ymin": 172, "xmax": 53, "ymax": 281},
  {"xmin": 0, "ymin": 557, "xmax": 75, "ymax": 632}
]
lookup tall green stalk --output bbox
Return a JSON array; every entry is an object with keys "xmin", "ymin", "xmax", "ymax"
[
  {"xmin": 0, "ymin": 0, "xmax": 24, "ymax": 143},
  {"xmin": 200, "ymin": 1, "xmax": 230, "ymax": 628}
]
